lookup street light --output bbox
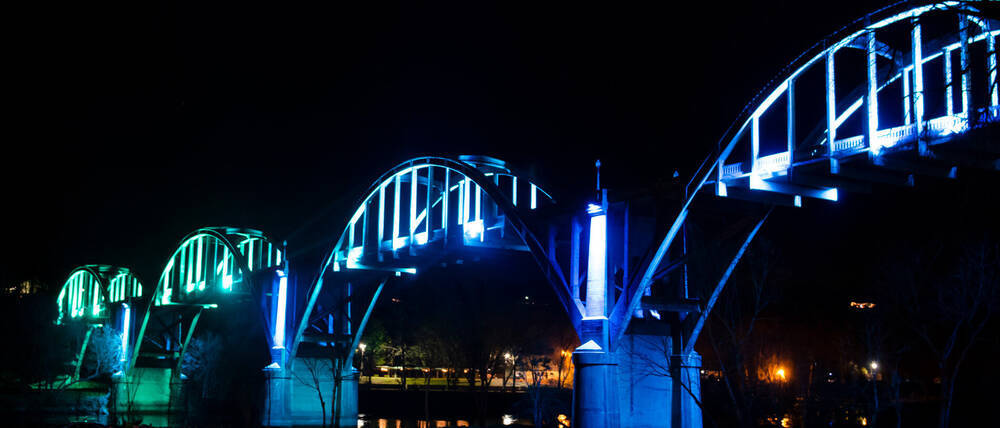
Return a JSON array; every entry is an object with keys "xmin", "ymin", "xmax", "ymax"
[
  {"xmin": 870, "ymin": 361, "xmax": 878, "ymax": 370},
  {"xmin": 359, "ymin": 343, "xmax": 368, "ymax": 384}
]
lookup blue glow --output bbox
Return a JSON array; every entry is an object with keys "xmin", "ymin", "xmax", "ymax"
[
  {"xmin": 347, "ymin": 246, "xmax": 364, "ymax": 268},
  {"xmin": 463, "ymin": 219, "xmax": 484, "ymax": 239},
  {"xmin": 474, "ymin": 184, "xmax": 481, "ymax": 221},
  {"xmin": 121, "ymin": 303, "xmax": 130, "ymax": 362},
  {"xmin": 410, "ymin": 168, "xmax": 418, "ymax": 237},
  {"xmin": 414, "ymin": 208, "xmax": 427, "ymax": 228},
  {"xmin": 393, "ymin": 175, "xmax": 401, "ymax": 249},
  {"xmin": 586, "ymin": 203, "xmax": 603, "ymax": 214},
  {"xmin": 393, "ymin": 236, "xmax": 408, "ymax": 250},
  {"xmin": 531, "ymin": 184, "xmax": 537, "ymax": 209},
  {"xmin": 378, "ymin": 185, "xmax": 386, "ymax": 244},
  {"xmin": 585, "ymin": 213, "xmax": 607, "ymax": 317},
  {"xmin": 273, "ymin": 271, "xmax": 287, "ymax": 348},
  {"xmin": 512, "ymin": 176, "xmax": 518, "ymax": 206},
  {"xmin": 248, "ymin": 238, "xmax": 254, "ymax": 271},
  {"xmin": 415, "ymin": 231, "xmax": 429, "ymax": 245}
]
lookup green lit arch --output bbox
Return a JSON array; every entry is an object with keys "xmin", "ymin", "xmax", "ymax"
[
  {"xmin": 57, "ymin": 265, "xmax": 143, "ymax": 324},
  {"xmin": 130, "ymin": 227, "xmax": 283, "ymax": 372},
  {"xmin": 153, "ymin": 227, "xmax": 282, "ymax": 306}
]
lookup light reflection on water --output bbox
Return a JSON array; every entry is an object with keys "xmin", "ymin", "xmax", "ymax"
[{"xmin": 358, "ymin": 417, "xmax": 475, "ymax": 427}]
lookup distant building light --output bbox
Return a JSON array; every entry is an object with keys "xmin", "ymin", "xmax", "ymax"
[{"xmin": 850, "ymin": 301, "xmax": 876, "ymax": 310}]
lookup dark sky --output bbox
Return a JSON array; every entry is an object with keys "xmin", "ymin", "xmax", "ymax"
[{"xmin": 5, "ymin": 1, "xmax": 895, "ymax": 288}]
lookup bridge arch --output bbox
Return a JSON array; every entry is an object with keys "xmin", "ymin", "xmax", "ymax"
[
  {"xmin": 153, "ymin": 227, "xmax": 282, "ymax": 306},
  {"xmin": 289, "ymin": 155, "xmax": 581, "ymax": 364},
  {"xmin": 130, "ymin": 227, "xmax": 285, "ymax": 373},
  {"xmin": 628, "ymin": 0, "xmax": 1000, "ymax": 359},
  {"xmin": 57, "ymin": 265, "xmax": 143, "ymax": 325}
]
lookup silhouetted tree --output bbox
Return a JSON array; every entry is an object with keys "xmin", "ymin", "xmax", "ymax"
[{"xmin": 890, "ymin": 241, "xmax": 999, "ymax": 428}]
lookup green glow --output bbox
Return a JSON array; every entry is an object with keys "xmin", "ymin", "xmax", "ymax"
[
  {"xmin": 92, "ymin": 276, "xmax": 99, "ymax": 316},
  {"xmin": 162, "ymin": 259, "xmax": 173, "ymax": 305},
  {"xmin": 222, "ymin": 246, "xmax": 230, "ymax": 291},
  {"xmin": 195, "ymin": 237, "xmax": 203, "ymax": 286},
  {"xmin": 181, "ymin": 246, "xmax": 190, "ymax": 293}
]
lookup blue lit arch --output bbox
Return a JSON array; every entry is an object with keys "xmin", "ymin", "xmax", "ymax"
[
  {"xmin": 289, "ymin": 155, "xmax": 582, "ymax": 362},
  {"xmin": 712, "ymin": 0, "xmax": 998, "ymax": 196},
  {"xmin": 624, "ymin": 0, "xmax": 1000, "ymax": 354}
]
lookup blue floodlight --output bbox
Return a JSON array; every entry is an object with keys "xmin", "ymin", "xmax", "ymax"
[
  {"xmin": 463, "ymin": 219, "xmax": 484, "ymax": 239},
  {"xmin": 273, "ymin": 270, "xmax": 288, "ymax": 348}
]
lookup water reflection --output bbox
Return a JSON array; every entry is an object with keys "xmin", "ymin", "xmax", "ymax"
[{"xmin": 359, "ymin": 417, "xmax": 474, "ymax": 427}]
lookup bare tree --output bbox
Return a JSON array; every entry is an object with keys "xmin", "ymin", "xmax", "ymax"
[
  {"xmin": 892, "ymin": 241, "xmax": 999, "ymax": 428},
  {"xmin": 63, "ymin": 325, "xmax": 123, "ymax": 389},
  {"xmin": 293, "ymin": 357, "xmax": 332, "ymax": 428},
  {"xmin": 704, "ymin": 239, "xmax": 779, "ymax": 428},
  {"xmin": 517, "ymin": 355, "xmax": 555, "ymax": 427}
]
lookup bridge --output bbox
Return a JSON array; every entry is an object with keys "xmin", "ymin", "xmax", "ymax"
[{"xmin": 51, "ymin": 2, "xmax": 1000, "ymax": 427}]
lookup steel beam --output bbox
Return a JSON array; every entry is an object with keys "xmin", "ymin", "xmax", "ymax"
[
  {"xmin": 867, "ymin": 30, "xmax": 881, "ymax": 154},
  {"xmin": 342, "ymin": 278, "xmax": 387, "ymax": 370},
  {"xmin": 960, "ymin": 14, "xmax": 971, "ymax": 116},
  {"xmin": 174, "ymin": 306, "xmax": 204, "ymax": 375},
  {"xmin": 684, "ymin": 209, "xmax": 770, "ymax": 355}
]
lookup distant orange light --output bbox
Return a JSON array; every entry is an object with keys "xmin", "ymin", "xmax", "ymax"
[
  {"xmin": 776, "ymin": 368, "xmax": 787, "ymax": 381},
  {"xmin": 557, "ymin": 414, "xmax": 570, "ymax": 427}
]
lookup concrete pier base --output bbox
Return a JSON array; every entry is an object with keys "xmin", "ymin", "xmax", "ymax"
[
  {"xmin": 573, "ymin": 340, "xmax": 620, "ymax": 428},
  {"xmin": 573, "ymin": 335, "xmax": 703, "ymax": 428},
  {"xmin": 262, "ymin": 358, "xmax": 359, "ymax": 427},
  {"xmin": 110, "ymin": 368, "xmax": 177, "ymax": 426},
  {"xmin": 333, "ymin": 369, "xmax": 359, "ymax": 428}
]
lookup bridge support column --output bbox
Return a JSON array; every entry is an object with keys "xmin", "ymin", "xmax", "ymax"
[
  {"xmin": 615, "ymin": 334, "xmax": 703, "ymax": 428},
  {"xmin": 333, "ymin": 368, "xmax": 360, "ymax": 428},
  {"xmin": 573, "ymin": 341, "xmax": 620, "ymax": 428},
  {"xmin": 262, "ymin": 366, "xmax": 292, "ymax": 427}
]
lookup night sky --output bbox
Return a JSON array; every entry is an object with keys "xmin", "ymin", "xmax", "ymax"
[{"xmin": 5, "ymin": 0, "xmax": 918, "ymax": 290}]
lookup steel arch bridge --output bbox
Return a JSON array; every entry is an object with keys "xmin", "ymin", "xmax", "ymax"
[
  {"xmin": 50, "ymin": 2, "xmax": 1000, "ymax": 428},
  {"xmin": 128, "ymin": 227, "xmax": 286, "ymax": 375}
]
